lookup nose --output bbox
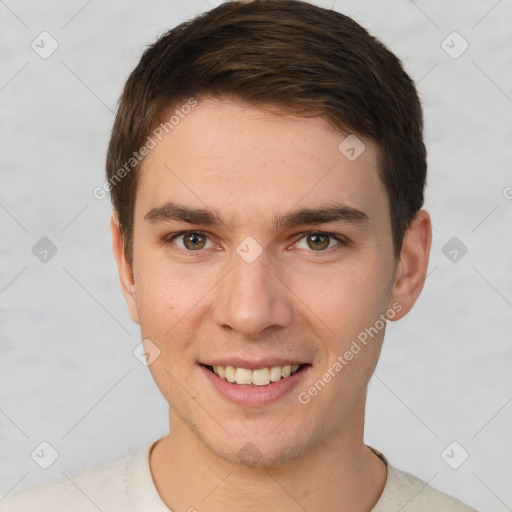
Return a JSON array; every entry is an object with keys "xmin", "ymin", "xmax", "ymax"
[{"xmin": 212, "ymin": 249, "xmax": 294, "ymax": 340}]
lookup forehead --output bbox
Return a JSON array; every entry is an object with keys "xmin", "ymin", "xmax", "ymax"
[{"xmin": 135, "ymin": 98, "xmax": 387, "ymax": 229}]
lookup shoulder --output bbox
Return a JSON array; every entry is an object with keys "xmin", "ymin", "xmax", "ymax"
[
  {"xmin": 373, "ymin": 464, "xmax": 478, "ymax": 512},
  {"xmin": 0, "ymin": 447, "xmax": 144, "ymax": 512}
]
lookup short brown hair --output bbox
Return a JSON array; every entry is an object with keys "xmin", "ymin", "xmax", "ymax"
[{"xmin": 106, "ymin": 0, "xmax": 426, "ymax": 265}]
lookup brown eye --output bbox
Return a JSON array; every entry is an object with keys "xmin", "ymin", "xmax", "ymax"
[
  {"xmin": 165, "ymin": 231, "xmax": 217, "ymax": 255},
  {"xmin": 294, "ymin": 232, "xmax": 345, "ymax": 253},
  {"xmin": 306, "ymin": 233, "xmax": 331, "ymax": 250},
  {"xmin": 182, "ymin": 232, "xmax": 207, "ymax": 250}
]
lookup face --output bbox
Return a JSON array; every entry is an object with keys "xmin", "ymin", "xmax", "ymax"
[{"xmin": 112, "ymin": 97, "xmax": 430, "ymax": 467}]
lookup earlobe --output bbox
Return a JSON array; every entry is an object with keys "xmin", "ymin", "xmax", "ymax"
[
  {"xmin": 110, "ymin": 211, "xmax": 140, "ymax": 325},
  {"xmin": 388, "ymin": 209, "xmax": 432, "ymax": 321}
]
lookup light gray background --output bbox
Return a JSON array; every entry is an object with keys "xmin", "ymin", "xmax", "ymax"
[{"xmin": 1, "ymin": 1, "xmax": 511, "ymax": 510}]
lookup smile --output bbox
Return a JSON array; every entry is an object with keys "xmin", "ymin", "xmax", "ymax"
[
  {"xmin": 201, "ymin": 362, "xmax": 310, "ymax": 406},
  {"xmin": 206, "ymin": 364, "xmax": 303, "ymax": 386}
]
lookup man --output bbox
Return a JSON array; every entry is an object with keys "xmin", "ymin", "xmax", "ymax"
[{"xmin": 1, "ymin": 0, "xmax": 477, "ymax": 510}]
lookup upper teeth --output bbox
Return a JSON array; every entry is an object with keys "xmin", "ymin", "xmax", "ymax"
[{"xmin": 212, "ymin": 364, "xmax": 301, "ymax": 386}]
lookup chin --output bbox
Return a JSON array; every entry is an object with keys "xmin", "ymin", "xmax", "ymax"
[{"xmin": 201, "ymin": 425, "xmax": 316, "ymax": 469}]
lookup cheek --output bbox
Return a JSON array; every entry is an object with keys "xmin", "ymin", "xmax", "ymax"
[
  {"xmin": 133, "ymin": 263, "xmax": 187, "ymax": 346},
  {"xmin": 296, "ymin": 265, "xmax": 389, "ymax": 413},
  {"xmin": 132, "ymin": 258, "xmax": 222, "ymax": 364},
  {"xmin": 293, "ymin": 259, "xmax": 392, "ymax": 342},
  {"xmin": 135, "ymin": 247, "xmax": 190, "ymax": 312},
  {"xmin": 134, "ymin": 268, "xmax": 199, "ymax": 398}
]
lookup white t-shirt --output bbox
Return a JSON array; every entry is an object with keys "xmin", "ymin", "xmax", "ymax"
[{"xmin": 0, "ymin": 442, "xmax": 477, "ymax": 511}]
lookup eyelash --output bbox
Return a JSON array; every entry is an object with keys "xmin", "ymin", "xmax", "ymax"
[{"xmin": 163, "ymin": 230, "xmax": 349, "ymax": 257}]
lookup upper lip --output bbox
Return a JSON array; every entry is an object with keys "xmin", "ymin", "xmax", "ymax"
[{"xmin": 201, "ymin": 358, "xmax": 308, "ymax": 370}]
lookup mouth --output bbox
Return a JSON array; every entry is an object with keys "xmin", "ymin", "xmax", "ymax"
[
  {"xmin": 200, "ymin": 361, "xmax": 311, "ymax": 406},
  {"xmin": 202, "ymin": 363, "xmax": 307, "ymax": 386}
]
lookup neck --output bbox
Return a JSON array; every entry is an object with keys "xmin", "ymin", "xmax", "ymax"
[{"xmin": 150, "ymin": 398, "xmax": 386, "ymax": 512}]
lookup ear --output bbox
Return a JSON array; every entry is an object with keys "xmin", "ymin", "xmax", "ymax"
[
  {"xmin": 110, "ymin": 211, "xmax": 140, "ymax": 325},
  {"xmin": 388, "ymin": 209, "xmax": 432, "ymax": 321}
]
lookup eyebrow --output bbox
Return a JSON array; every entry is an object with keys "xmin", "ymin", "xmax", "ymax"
[{"xmin": 143, "ymin": 201, "xmax": 369, "ymax": 231}]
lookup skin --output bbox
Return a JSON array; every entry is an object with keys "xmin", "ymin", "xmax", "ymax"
[{"xmin": 111, "ymin": 97, "xmax": 432, "ymax": 512}]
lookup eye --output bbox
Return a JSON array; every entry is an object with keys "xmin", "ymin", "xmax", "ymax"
[
  {"xmin": 294, "ymin": 232, "xmax": 346, "ymax": 252},
  {"xmin": 166, "ymin": 231, "xmax": 216, "ymax": 251},
  {"xmin": 164, "ymin": 230, "xmax": 347, "ymax": 255}
]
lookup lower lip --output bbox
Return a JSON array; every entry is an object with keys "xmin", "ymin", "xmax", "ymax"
[{"xmin": 200, "ymin": 364, "xmax": 310, "ymax": 406}]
